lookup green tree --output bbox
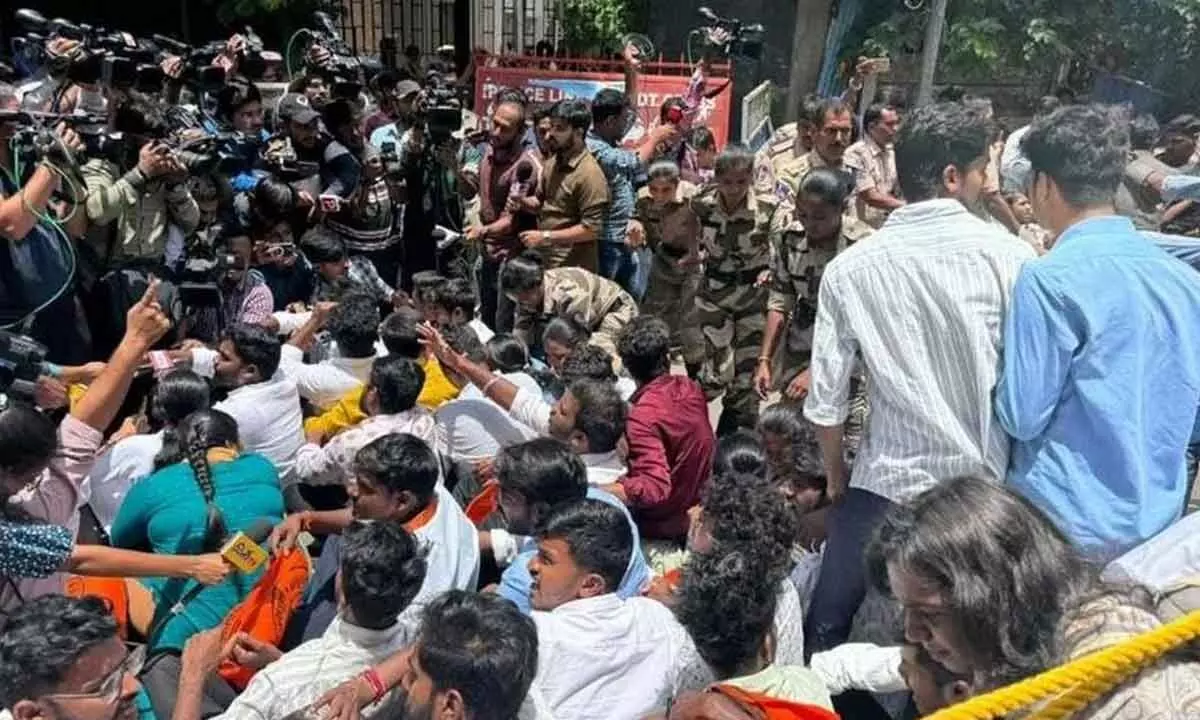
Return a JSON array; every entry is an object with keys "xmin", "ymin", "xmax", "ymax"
[
  {"xmin": 857, "ymin": 0, "xmax": 1200, "ymax": 106},
  {"xmin": 559, "ymin": 0, "xmax": 633, "ymax": 56}
]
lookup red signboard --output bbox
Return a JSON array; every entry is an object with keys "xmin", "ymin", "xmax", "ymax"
[{"xmin": 474, "ymin": 63, "xmax": 733, "ymax": 146}]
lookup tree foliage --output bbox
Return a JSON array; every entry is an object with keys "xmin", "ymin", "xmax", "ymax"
[
  {"xmin": 559, "ymin": 0, "xmax": 633, "ymax": 56},
  {"xmin": 858, "ymin": 0, "xmax": 1200, "ymax": 105}
]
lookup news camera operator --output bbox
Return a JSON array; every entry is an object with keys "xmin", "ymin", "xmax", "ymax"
[
  {"xmin": 0, "ymin": 85, "xmax": 92, "ymax": 363},
  {"xmin": 392, "ymin": 73, "xmax": 478, "ymax": 288}
]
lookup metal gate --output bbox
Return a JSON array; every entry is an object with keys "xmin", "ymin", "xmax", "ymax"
[
  {"xmin": 337, "ymin": 0, "xmax": 458, "ymax": 59},
  {"xmin": 474, "ymin": 0, "xmax": 562, "ymax": 54}
]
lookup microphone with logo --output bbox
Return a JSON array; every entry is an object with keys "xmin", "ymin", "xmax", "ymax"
[
  {"xmin": 146, "ymin": 518, "xmax": 275, "ymax": 645},
  {"xmin": 508, "ymin": 161, "xmax": 538, "ymax": 235}
]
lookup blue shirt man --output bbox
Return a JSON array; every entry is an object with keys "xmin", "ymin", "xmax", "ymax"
[
  {"xmin": 996, "ymin": 215, "xmax": 1200, "ymax": 562},
  {"xmin": 498, "ymin": 486, "xmax": 652, "ymax": 614}
]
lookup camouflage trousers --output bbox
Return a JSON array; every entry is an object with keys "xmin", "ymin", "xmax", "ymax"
[
  {"xmin": 688, "ymin": 272, "xmax": 768, "ymax": 429},
  {"xmin": 590, "ymin": 295, "xmax": 640, "ymax": 368},
  {"xmin": 641, "ymin": 251, "xmax": 704, "ymax": 363}
]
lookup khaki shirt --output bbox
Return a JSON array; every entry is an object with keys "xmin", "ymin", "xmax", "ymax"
[
  {"xmin": 768, "ymin": 211, "xmax": 872, "ymax": 356},
  {"xmin": 691, "ymin": 186, "xmax": 778, "ymax": 280},
  {"xmin": 513, "ymin": 266, "xmax": 635, "ymax": 355},
  {"xmin": 753, "ymin": 122, "xmax": 801, "ymax": 201},
  {"xmin": 774, "ymin": 150, "xmax": 845, "ymax": 209},
  {"xmin": 844, "ymin": 136, "xmax": 899, "ymax": 229},
  {"xmin": 538, "ymin": 147, "xmax": 611, "ymax": 271},
  {"xmin": 82, "ymin": 159, "xmax": 201, "ymax": 265},
  {"xmin": 635, "ymin": 180, "xmax": 699, "ymax": 254}
]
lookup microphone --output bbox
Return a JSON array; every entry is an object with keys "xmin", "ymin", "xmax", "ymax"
[
  {"xmin": 509, "ymin": 162, "xmax": 534, "ymax": 202},
  {"xmin": 220, "ymin": 518, "xmax": 274, "ymax": 573},
  {"xmin": 149, "ymin": 519, "xmax": 276, "ymax": 644}
]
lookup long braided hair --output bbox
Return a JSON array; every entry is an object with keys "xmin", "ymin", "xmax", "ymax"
[{"xmin": 167, "ymin": 410, "xmax": 236, "ymax": 553}]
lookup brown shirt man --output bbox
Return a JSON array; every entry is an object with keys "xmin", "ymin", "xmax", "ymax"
[{"xmin": 538, "ymin": 146, "xmax": 610, "ymax": 271}]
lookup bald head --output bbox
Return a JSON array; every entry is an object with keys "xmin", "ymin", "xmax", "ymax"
[{"xmin": 491, "ymin": 101, "xmax": 526, "ymax": 149}]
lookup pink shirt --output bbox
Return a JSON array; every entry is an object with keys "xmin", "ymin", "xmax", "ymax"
[{"xmin": 2, "ymin": 416, "xmax": 103, "ymax": 611}]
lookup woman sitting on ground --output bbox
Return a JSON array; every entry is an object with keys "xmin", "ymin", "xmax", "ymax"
[
  {"xmin": 109, "ymin": 409, "xmax": 285, "ymax": 653},
  {"xmin": 867, "ymin": 476, "xmax": 1200, "ymax": 717}
]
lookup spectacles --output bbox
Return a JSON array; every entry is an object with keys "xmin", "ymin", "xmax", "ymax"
[{"xmin": 42, "ymin": 644, "xmax": 146, "ymax": 705}]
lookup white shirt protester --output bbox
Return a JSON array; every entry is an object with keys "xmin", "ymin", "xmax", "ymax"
[
  {"xmin": 435, "ymin": 372, "xmax": 541, "ymax": 460},
  {"xmin": 805, "ymin": 199, "xmax": 1034, "ymax": 504},
  {"xmin": 400, "ymin": 485, "xmax": 481, "ymax": 625},
  {"xmin": 529, "ymin": 594, "xmax": 693, "ymax": 720},
  {"xmin": 296, "ymin": 410, "xmax": 447, "ymax": 487},
  {"xmin": 81, "ymin": 431, "xmax": 164, "ymax": 531},
  {"xmin": 279, "ymin": 344, "xmax": 375, "ymax": 410},
  {"xmin": 213, "ymin": 617, "xmax": 412, "ymax": 720}
]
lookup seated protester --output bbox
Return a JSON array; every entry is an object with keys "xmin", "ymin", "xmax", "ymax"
[
  {"xmin": 898, "ymin": 644, "xmax": 974, "ymax": 717},
  {"xmin": 297, "ymin": 356, "xmax": 446, "ymax": 487},
  {"xmin": 301, "ymin": 227, "xmax": 399, "ymax": 309},
  {"xmin": 304, "ymin": 590, "xmax": 538, "ymax": 720},
  {"xmin": 487, "ymin": 333, "xmax": 532, "ymax": 375},
  {"xmin": 489, "ymin": 439, "xmax": 651, "ymax": 614},
  {"xmin": 712, "ymin": 431, "xmax": 769, "ymax": 478},
  {"xmin": 174, "ymin": 522, "xmax": 428, "ymax": 720},
  {"xmin": 182, "ymin": 323, "xmax": 307, "ymax": 493},
  {"xmin": 505, "ymin": 252, "xmax": 639, "ymax": 367},
  {"xmin": 599, "ymin": 316, "xmax": 715, "ymax": 545},
  {"xmin": 84, "ymin": 370, "xmax": 211, "ymax": 532},
  {"xmin": 758, "ymin": 403, "xmax": 830, "ymax": 555},
  {"xmin": 561, "ymin": 342, "xmax": 638, "ymax": 400},
  {"xmin": 662, "ymin": 548, "xmax": 904, "ymax": 720},
  {"xmin": 527, "ymin": 500, "xmax": 692, "ymax": 720},
  {"xmin": 429, "ymin": 277, "xmax": 496, "ymax": 344},
  {"xmin": 110, "ymin": 410, "xmax": 285, "ymax": 653},
  {"xmin": 420, "ymin": 323, "xmax": 633, "ymax": 440},
  {"xmin": 547, "ymin": 379, "xmax": 629, "ymax": 485},
  {"xmin": 435, "ymin": 327, "xmax": 541, "ymax": 461},
  {"xmin": 274, "ymin": 434, "xmax": 479, "ymax": 644},
  {"xmin": 0, "ymin": 595, "xmax": 154, "ymax": 720},
  {"xmin": 0, "ymin": 283, "xmax": 170, "ymax": 612},
  {"xmin": 303, "ymin": 308, "xmax": 461, "ymax": 439},
  {"xmin": 281, "ymin": 293, "xmax": 381, "ymax": 410},
  {"xmin": 670, "ymin": 472, "xmax": 808, "ymax": 690},
  {"xmin": 185, "ymin": 230, "xmax": 276, "ymax": 343},
  {"xmin": 868, "ymin": 477, "xmax": 1200, "ymax": 716},
  {"xmin": 540, "ymin": 315, "xmax": 591, "ymax": 378}
]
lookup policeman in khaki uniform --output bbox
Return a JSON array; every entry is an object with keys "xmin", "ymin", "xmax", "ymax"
[
  {"xmin": 755, "ymin": 167, "xmax": 872, "ymax": 453},
  {"xmin": 770, "ymin": 98, "xmax": 856, "ymax": 210},
  {"xmin": 631, "ymin": 163, "xmax": 704, "ymax": 368},
  {"xmin": 504, "ymin": 256, "xmax": 638, "ymax": 366},
  {"xmin": 684, "ymin": 147, "xmax": 780, "ymax": 433}
]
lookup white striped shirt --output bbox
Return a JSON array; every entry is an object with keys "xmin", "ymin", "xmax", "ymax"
[
  {"xmin": 805, "ymin": 199, "xmax": 1035, "ymax": 504},
  {"xmin": 214, "ymin": 617, "xmax": 412, "ymax": 720}
]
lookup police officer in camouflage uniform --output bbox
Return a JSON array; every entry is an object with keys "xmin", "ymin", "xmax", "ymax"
[
  {"xmin": 502, "ymin": 253, "xmax": 638, "ymax": 366},
  {"xmin": 684, "ymin": 146, "xmax": 780, "ymax": 433},
  {"xmin": 755, "ymin": 168, "xmax": 872, "ymax": 454},
  {"xmin": 630, "ymin": 161, "xmax": 704, "ymax": 371}
]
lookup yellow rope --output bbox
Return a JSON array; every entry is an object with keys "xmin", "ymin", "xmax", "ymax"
[{"xmin": 923, "ymin": 609, "xmax": 1200, "ymax": 720}]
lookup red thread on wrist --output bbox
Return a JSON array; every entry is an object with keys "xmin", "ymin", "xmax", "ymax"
[{"xmin": 361, "ymin": 668, "xmax": 386, "ymax": 703}]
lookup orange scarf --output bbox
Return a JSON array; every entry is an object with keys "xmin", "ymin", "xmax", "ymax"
[
  {"xmin": 404, "ymin": 496, "xmax": 439, "ymax": 533},
  {"xmin": 711, "ymin": 684, "xmax": 840, "ymax": 720}
]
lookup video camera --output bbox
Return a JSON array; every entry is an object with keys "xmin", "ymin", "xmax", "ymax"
[
  {"xmin": 415, "ymin": 72, "xmax": 463, "ymax": 144},
  {"xmin": 308, "ymin": 11, "xmax": 362, "ymax": 98},
  {"xmin": 12, "ymin": 9, "xmax": 165, "ymax": 90},
  {"xmin": 177, "ymin": 247, "xmax": 239, "ymax": 309},
  {"xmin": 0, "ymin": 330, "xmax": 47, "ymax": 401},
  {"xmin": 695, "ymin": 6, "xmax": 764, "ymax": 60},
  {"xmin": 152, "ymin": 28, "xmax": 269, "ymax": 85}
]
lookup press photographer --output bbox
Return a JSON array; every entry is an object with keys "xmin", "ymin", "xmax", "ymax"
[{"xmin": 79, "ymin": 97, "xmax": 199, "ymax": 356}]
